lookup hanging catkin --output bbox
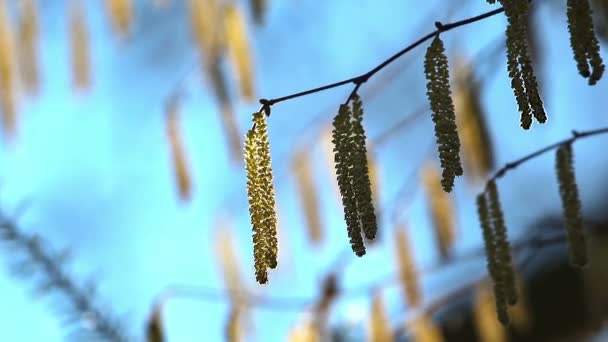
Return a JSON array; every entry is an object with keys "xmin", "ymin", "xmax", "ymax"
[
  {"xmin": 225, "ymin": 306, "xmax": 243, "ymax": 342},
  {"xmin": 332, "ymin": 95, "xmax": 378, "ymax": 256},
  {"xmin": 69, "ymin": 0, "xmax": 91, "ymax": 91},
  {"xmin": 474, "ymin": 282, "xmax": 507, "ymax": 342},
  {"xmin": 105, "ymin": 0, "xmax": 133, "ymax": 39},
  {"xmin": 394, "ymin": 224, "xmax": 421, "ymax": 308},
  {"xmin": 408, "ymin": 314, "xmax": 444, "ymax": 342},
  {"xmin": 496, "ymin": 0, "xmax": 546, "ymax": 128},
  {"xmin": 165, "ymin": 98, "xmax": 192, "ymax": 203},
  {"xmin": 0, "ymin": 0, "xmax": 16, "ymax": 141},
  {"xmin": 423, "ymin": 35, "xmax": 463, "ymax": 192},
  {"xmin": 145, "ymin": 304, "xmax": 165, "ymax": 342},
  {"xmin": 17, "ymin": 0, "xmax": 39, "ymax": 95},
  {"xmin": 368, "ymin": 293, "xmax": 391, "ymax": 342},
  {"xmin": 476, "ymin": 192, "xmax": 509, "ymax": 325},
  {"xmin": 566, "ymin": 0, "xmax": 605, "ymax": 85},
  {"xmin": 292, "ymin": 148, "xmax": 323, "ymax": 245},
  {"xmin": 486, "ymin": 180, "xmax": 518, "ymax": 308},
  {"xmin": 555, "ymin": 144, "xmax": 588, "ymax": 267},
  {"xmin": 244, "ymin": 112, "xmax": 278, "ymax": 284},
  {"xmin": 421, "ymin": 163, "xmax": 456, "ymax": 260},
  {"xmin": 224, "ymin": 4, "xmax": 255, "ymax": 101},
  {"xmin": 189, "ymin": 0, "xmax": 220, "ymax": 60}
]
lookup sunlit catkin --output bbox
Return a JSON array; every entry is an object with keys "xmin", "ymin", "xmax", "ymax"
[
  {"xmin": 421, "ymin": 163, "xmax": 456, "ymax": 260},
  {"xmin": 474, "ymin": 282, "xmax": 507, "ymax": 342},
  {"xmin": 244, "ymin": 112, "xmax": 278, "ymax": 284},
  {"xmin": 69, "ymin": 0, "xmax": 91, "ymax": 91},
  {"xmin": 408, "ymin": 315, "xmax": 444, "ymax": 342},
  {"xmin": 224, "ymin": 4, "xmax": 255, "ymax": 101},
  {"xmin": 453, "ymin": 59, "xmax": 494, "ymax": 182},
  {"xmin": 165, "ymin": 98, "xmax": 192, "ymax": 203},
  {"xmin": 215, "ymin": 219, "xmax": 245, "ymax": 303},
  {"xmin": 487, "ymin": 180, "xmax": 518, "ymax": 308},
  {"xmin": 394, "ymin": 224, "xmax": 421, "ymax": 308},
  {"xmin": 189, "ymin": 0, "xmax": 220, "ymax": 61},
  {"xmin": 105, "ymin": 0, "xmax": 133, "ymax": 39},
  {"xmin": 498, "ymin": 0, "xmax": 546, "ymax": 128},
  {"xmin": 556, "ymin": 144, "xmax": 588, "ymax": 267},
  {"xmin": 368, "ymin": 293, "xmax": 391, "ymax": 342},
  {"xmin": 225, "ymin": 306, "xmax": 243, "ymax": 342},
  {"xmin": 292, "ymin": 148, "xmax": 323, "ymax": 245},
  {"xmin": 566, "ymin": 0, "xmax": 605, "ymax": 85},
  {"xmin": 0, "ymin": 0, "xmax": 16, "ymax": 141},
  {"xmin": 17, "ymin": 0, "xmax": 39, "ymax": 96},
  {"xmin": 424, "ymin": 35, "xmax": 462, "ymax": 192}
]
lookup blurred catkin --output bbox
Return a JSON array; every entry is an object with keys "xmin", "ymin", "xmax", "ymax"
[
  {"xmin": 69, "ymin": 0, "xmax": 91, "ymax": 91},
  {"xmin": 394, "ymin": 224, "xmax": 421, "ymax": 308},
  {"xmin": 421, "ymin": 163, "xmax": 456, "ymax": 260},
  {"xmin": 17, "ymin": 0, "xmax": 39, "ymax": 95},
  {"xmin": 0, "ymin": 0, "xmax": 16, "ymax": 141},
  {"xmin": 292, "ymin": 148, "xmax": 323, "ymax": 245},
  {"xmin": 224, "ymin": 4, "xmax": 255, "ymax": 101},
  {"xmin": 165, "ymin": 99, "xmax": 193, "ymax": 203}
]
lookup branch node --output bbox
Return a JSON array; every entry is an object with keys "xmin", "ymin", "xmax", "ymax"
[{"xmin": 434, "ymin": 21, "xmax": 445, "ymax": 32}]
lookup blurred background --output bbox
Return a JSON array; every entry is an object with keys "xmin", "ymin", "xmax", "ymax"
[{"xmin": 0, "ymin": 0, "xmax": 608, "ymax": 341}]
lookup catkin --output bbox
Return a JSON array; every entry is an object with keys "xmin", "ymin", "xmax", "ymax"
[
  {"xmin": 224, "ymin": 4, "xmax": 255, "ymax": 101},
  {"xmin": 394, "ymin": 224, "xmax": 421, "ymax": 308},
  {"xmin": 368, "ymin": 293, "xmax": 391, "ymax": 342},
  {"xmin": 105, "ymin": 0, "xmax": 133, "ymax": 39},
  {"xmin": 166, "ymin": 99, "xmax": 192, "ymax": 203},
  {"xmin": 333, "ymin": 103, "xmax": 366, "ymax": 256},
  {"xmin": 498, "ymin": 0, "xmax": 547, "ymax": 128},
  {"xmin": 17, "ymin": 0, "xmax": 39, "ymax": 95},
  {"xmin": 566, "ymin": 0, "xmax": 605, "ymax": 85},
  {"xmin": 332, "ymin": 95, "xmax": 378, "ymax": 256},
  {"xmin": 292, "ymin": 149, "xmax": 323, "ymax": 245},
  {"xmin": 225, "ymin": 306, "xmax": 243, "ymax": 342},
  {"xmin": 486, "ymin": 180, "xmax": 518, "ymax": 308},
  {"xmin": 69, "ymin": 0, "xmax": 91, "ymax": 91},
  {"xmin": 408, "ymin": 315, "xmax": 444, "ymax": 342},
  {"xmin": 250, "ymin": 0, "xmax": 266, "ymax": 25},
  {"xmin": 189, "ymin": 0, "xmax": 220, "ymax": 59},
  {"xmin": 145, "ymin": 304, "xmax": 165, "ymax": 342},
  {"xmin": 474, "ymin": 282, "xmax": 507, "ymax": 342},
  {"xmin": 476, "ymin": 192, "xmax": 509, "ymax": 325},
  {"xmin": 0, "ymin": 0, "xmax": 16, "ymax": 141},
  {"xmin": 244, "ymin": 112, "xmax": 278, "ymax": 284},
  {"xmin": 424, "ymin": 35, "xmax": 463, "ymax": 192},
  {"xmin": 422, "ymin": 163, "xmax": 456, "ymax": 260},
  {"xmin": 556, "ymin": 144, "xmax": 588, "ymax": 267}
]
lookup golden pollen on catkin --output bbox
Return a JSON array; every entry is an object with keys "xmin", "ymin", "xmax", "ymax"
[
  {"xmin": 422, "ymin": 163, "xmax": 456, "ymax": 260},
  {"xmin": 166, "ymin": 99, "xmax": 193, "ymax": 203},
  {"xmin": 105, "ymin": 0, "xmax": 133, "ymax": 39},
  {"xmin": 224, "ymin": 4, "xmax": 255, "ymax": 101},
  {"xmin": 368, "ymin": 293, "xmax": 391, "ymax": 342},
  {"xmin": 0, "ymin": 0, "xmax": 16, "ymax": 142},
  {"xmin": 555, "ymin": 144, "xmax": 588, "ymax": 267},
  {"xmin": 244, "ymin": 112, "xmax": 278, "ymax": 284},
  {"xmin": 394, "ymin": 224, "xmax": 421, "ymax": 308},
  {"xmin": 566, "ymin": 0, "xmax": 605, "ymax": 85},
  {"xmin": 292, "ymin": 148, "xmax": 323, "ymax": 245},
  {"xmin": 17, "ymin": 0, "xmax": 39, "ymax": 95},
  {"xmin": 486, "ymin": 180, "xmax": 518, "ymax": 308},
  {"xmin": 69, "ymin": 0, "xmax": 91, "ymax": 91},
  {"xmin": 424, "ymin": 35, "xmax": 463, "ymax": 192}
]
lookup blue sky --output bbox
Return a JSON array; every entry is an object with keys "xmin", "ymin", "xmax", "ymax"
[{"xmin": 1, "ymin": 1, "xmax": 607, "ymax": 341}]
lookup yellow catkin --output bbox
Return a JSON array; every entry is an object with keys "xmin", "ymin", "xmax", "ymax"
[
  {"xmin": 394, "ymin": 224, "xmax": 421, "ymax": 308},
  {"xmin": 292, "ymin": 148, "xmax": 323, "ymax": 245},
  {"xmin": 215, "ymin": 218, "xmax": 245, "ymax": 304},
  {"xmin": 17, "ymin": 0, "xmax": 39, "ymax": 96},
  {"xmin": 225, "ymin": 306, "xmax": 243, "ymax": 342},
  {"xmin": 166, "ymin": 98, "xmax": 192, "ymax": 203},
  {"xmin": 408, "ymin": 315, "xmax": 444, "ymax": 342},
  {"xmin": 69, "ymin": 0, "xmax": 91, "ymax": 92},
  {"xmin": 0, "ymin": 0, "xmax": 16, "ymax": 142},
  {"xmin": 421, "ymin": 163, "xmax": 456, "ymax": 260},
  {"xmin": 287, "ymin": 314, "xmax": 320, "ymax": 342},
  {"xmin": 224, "ymin": 4, "xmax": 255, "ymax": 101},
  {"xmin": 145, "ymin": 303, "xmax": 165, "ymax": 342},
  {"xmin": 368, "ymin": 293, "xmax": 391, "ymax": 342},
  {"xmin": 453, "ymin": 58, "xmax": 493, "ymax": 183},
  {"xmin": 105, "ymin": 0, "xmax": 133, "ymax": 39},
  {"xmin": 189, "ymin": 0, "xmax": 220, "ymax": 60},
  {"xmin": 474, "ymin": 282, "xmax": 507, "ymax": 342}
]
